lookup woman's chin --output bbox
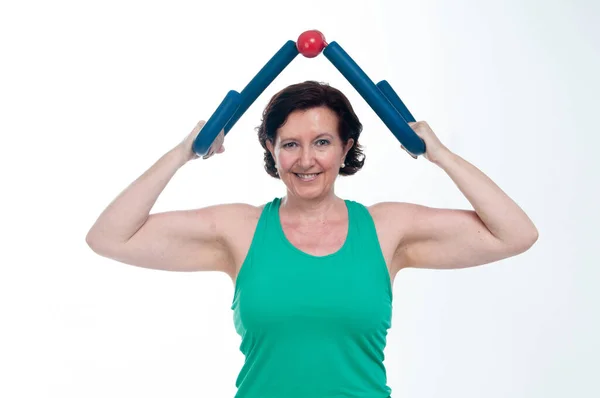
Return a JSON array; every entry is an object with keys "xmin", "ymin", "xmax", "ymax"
[
  {"xmin": 284, "ymin": 173, "xmax": 333, "ymax": 199},
  {"xmin": 291, "ymin": 184, "xmax": 329, "ymax": 200}
]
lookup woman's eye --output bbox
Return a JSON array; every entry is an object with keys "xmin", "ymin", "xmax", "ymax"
[
  {"xmin": 316, "ymin": 139, "xmax": 330, "ymax": 146},
  {"xmin": 283, "ymin": 142, "xmax": 296, "ymax": 148}
]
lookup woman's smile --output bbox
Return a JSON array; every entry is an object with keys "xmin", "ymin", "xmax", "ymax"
[{"xmin": 294, "ymin": 172, "xmax": 321, "ymax": 182}]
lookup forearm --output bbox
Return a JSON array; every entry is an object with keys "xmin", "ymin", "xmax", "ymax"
[
  {"xmin": 86, "ymin": 146, "xmax": 188, "ymax": 245},
  {"xmin": 434, "ymin": 149, "xmax": 538, "ymax": 246}
]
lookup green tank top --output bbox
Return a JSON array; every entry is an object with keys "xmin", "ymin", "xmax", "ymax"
[{"xmin": 230, "ymin": 197, "xmax": 393, "ymax": 397}]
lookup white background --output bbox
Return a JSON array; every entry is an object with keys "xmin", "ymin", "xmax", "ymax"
[{"xmin": 1, "ymin": 0, "xmax": 598, "ymax": 397}]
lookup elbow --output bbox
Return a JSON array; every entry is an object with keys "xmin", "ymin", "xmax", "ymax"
[
  {"xmin": 85, "ymin": 232, "xmax": 102, "ymax": 253},
  {"xmin": 85, "ymin": 230, "xmax": 112, "ymax": 255},
  {"xmin": 513, "ymin": 227, "xmax": 539, "ymax": 254},
  {"xmin": 526, "ymin": 224, "xmax": 540, "ymax": 247},
  {"xmin": 85, "ymin": 229, "xmax": 128, "ymax": 258},
  {"xmin": 530, "ymin": 227, "xmax": 539, "ymax": 245},
  {"xmin": 524, "ymin": 235, "xmax": 538, "ymax": 253}
]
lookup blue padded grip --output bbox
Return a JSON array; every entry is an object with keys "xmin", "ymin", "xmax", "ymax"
[
  {"xmin": 193, "ymin": 41, "xmax": 299, "ymax": 157},
  {"xmin": 376, "ymin": 80, "xmax": 416, "ymax": 123},
  {"xmin": 192, "ymin": 90, "xmax": 241, "ymax": 156},
  {"xmin": 323, "ymin": 42, "xmax": 425, "ymax": 156},
  {"xmin": 224, "ymin": 40, "xmax": 299, "ymax": 133}
]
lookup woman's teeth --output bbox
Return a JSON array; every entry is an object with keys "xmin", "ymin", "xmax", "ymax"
[{"xmin": 295, "ymin": 173, "xmax": 320, "ymax": 181}]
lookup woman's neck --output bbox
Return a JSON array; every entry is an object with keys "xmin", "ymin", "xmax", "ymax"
[{"xmin": 280, "ymin": 192, "xmax": 345, "ymax": 224}]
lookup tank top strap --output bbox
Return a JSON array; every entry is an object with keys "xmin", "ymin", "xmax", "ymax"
[{"xmin": 345, "ymin": 198, "xmax": 376, "ymax": 244}]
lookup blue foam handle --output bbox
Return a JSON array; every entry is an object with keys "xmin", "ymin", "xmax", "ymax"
[
  {"xmin": 323, "ymin": 41, "xmax": 425, "ymax": 156},
  {"xmin": 376, "ymin": 80, "xmax": 416, "ymax": 123},
  {"xmin": 192, "ymin": 90, "xmax": 241, "ymax": 156},
  {"xmin": 224, "ymin": 40, "xmax": 299, "ymax": 132},
  {"xmin": 193, "ymin": 41, "xmax": 298, "ymax": 156}
]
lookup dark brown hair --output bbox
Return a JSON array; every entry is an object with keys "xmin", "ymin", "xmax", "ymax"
[{"xmin": 256, "ymin": 80, "xmax": 365, "ymax": 178}]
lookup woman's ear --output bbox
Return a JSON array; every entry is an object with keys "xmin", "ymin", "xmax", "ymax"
[
  {"xmin": 343, "ymin": 138, "xmax": 354, "ymax": 158},
  {"xmin": 266, "ymin": 139, "xmax": 275, "ymax": 159}
]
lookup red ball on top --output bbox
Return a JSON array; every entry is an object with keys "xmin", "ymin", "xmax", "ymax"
[{"xmin": 296, "ymin": 30, "xmax": 327, "ymax": 58}]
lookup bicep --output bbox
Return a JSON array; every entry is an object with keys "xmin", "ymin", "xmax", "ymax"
[
  {"xmin": 92, "ymin": 207, "xmax": 234, "ymax": 273},
  {"xmin": 396, "ymin": 204, "xmax": 516, "ymax": 270}
]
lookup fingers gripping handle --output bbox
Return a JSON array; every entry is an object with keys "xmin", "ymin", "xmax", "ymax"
[
  {"xmin": 192, "ymin": 90, "xmax": 241, "ymax": 157},
  {"xmin": 323, "ymin": 41, "xmax": 426, "ymax": 156}
]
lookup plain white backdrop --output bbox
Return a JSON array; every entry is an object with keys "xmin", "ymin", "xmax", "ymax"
[{"xmin": 1, "ymin": 0, "xmax": 598, "ymax": 397}]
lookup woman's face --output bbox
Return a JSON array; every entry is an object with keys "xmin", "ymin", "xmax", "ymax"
[{"xmin": 266, "ymin": 106, "xmax": 354, "ymax": 200}]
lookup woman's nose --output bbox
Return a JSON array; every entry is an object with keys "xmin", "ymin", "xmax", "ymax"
[{"xmin": 299, "ymin": 147, "xmax": 316, "ymax": 167}]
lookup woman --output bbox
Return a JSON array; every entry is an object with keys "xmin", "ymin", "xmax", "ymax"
[{"xmin": 86, "ymin": 81, "xmax": 538, "ymax": 397}]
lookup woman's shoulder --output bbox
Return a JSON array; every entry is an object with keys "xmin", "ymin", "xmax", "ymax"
[
  {"xmin": 204, "ymin": 201, "xmax": 273, "ymax": 281},
  {"xmin": 367, "ymin": 201, "xmax": 414, "ymax": 216},
  {"xmin": 365, "ymin": 201, "xmax": 415, "ymax": 235},
  {"xmin": 204, "ymin": 198, "xmax": 280, "ymax": 230},
  {"xmin": 205, "ymin": 201, "xmax": 266, "ymax": 222}
]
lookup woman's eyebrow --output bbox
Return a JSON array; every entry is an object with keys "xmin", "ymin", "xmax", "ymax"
[
  {"xmin": 315, "ymin": 132, "xmax": 334, "ymax": 139},
  {"xmin": 281, "ymin": 132, "xmax": 334, "ymax": 141}
]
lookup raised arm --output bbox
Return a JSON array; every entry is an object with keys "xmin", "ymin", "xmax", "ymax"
[
  {"xmin": 85, "ymin": 120, "xmax": 236, "ymax": 273},
  {"xmin": 378, "ymin": 121, "xmax": 538, "ymax": 271}
]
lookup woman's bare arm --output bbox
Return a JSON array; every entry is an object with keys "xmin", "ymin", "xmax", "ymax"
[
  {"xmin": 86, "ymin": 146, "xmax": 188, "ymax": 245},
  {"xmin": 388, "ymin": 122, "xmax": 538, "ymax": 270},
  {"xmin": 88, "ymin": 204, "xmax": 253, "ymax": 274},
  {"xmin": 85, "ymin": 121, "xmax": 236, "ymax": 273}
]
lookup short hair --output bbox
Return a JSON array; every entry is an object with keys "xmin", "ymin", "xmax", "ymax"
[{"xmin": 256, "ymin": 80, "xmax": 365, "ymax": 179}]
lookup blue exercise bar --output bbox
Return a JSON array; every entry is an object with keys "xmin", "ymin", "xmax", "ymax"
[
  {"xmin": 193, "ymin": 41, "xmax": 299, "ymax": 156},
  {"xmin": 323, "ymin": 42, "xmax": 424, "ymax": 155},
  {"xmin": 193, "ymin": 34, "xmax": 425, "ymax": 157}
]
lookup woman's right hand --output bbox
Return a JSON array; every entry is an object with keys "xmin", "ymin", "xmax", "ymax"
[{"xmin": 178, "ymin": 120, "xmax": 225, "ymax": 163}]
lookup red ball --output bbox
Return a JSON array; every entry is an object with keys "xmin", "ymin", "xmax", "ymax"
[{"xmin": 296, "ymin": 30, "xmax": 327, "ymax": 58}]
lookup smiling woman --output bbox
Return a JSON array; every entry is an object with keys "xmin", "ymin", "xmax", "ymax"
[
  {"xmin": 86, "ymin": 80, "xmax": 537, "ymax": 398},
  {"xmin": 265, "ymin": 106, "xmax": 353, "ymax": 199},
  {"xmin": 257, "ymin": 80, "xmax": 365, "ymax": 179}
]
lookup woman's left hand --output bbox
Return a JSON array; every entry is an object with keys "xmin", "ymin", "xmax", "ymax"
[{"xmin": 403, "ymin": 121, "xmax": 449, "ymax": 164}]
